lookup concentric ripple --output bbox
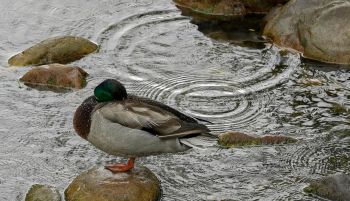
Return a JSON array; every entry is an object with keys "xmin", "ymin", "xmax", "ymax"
[
  {"xmin": 95, "ymin": 9, "xmax": 299, "ymax": 133},
  {"xmin": 127, "ymin": 76, "xmax": 274, "ymax": 133},
  {"xmin": 282, "ymin": 140, "xmax": 350, "ymax": 175}
]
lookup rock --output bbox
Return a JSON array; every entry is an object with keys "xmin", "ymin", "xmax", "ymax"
[
  {"xmin": 173, "ymin": 0, "xmax": 288, "ymax": 21},
  {"xmin": 19, "ymin": 64, "xmax": 88, "ymax": 91},
  {"xmin": 304, "ymin": 174, "xmax": 350, "ymax": 201},
  {"xmin": 65, "ymin": 166, "xmax": 161, "ymax": 201},
  {"xmin": 9, "ymin": 36, "xmax": 98, "ymax": 66},
  {"xmin": 263, "ymin": 0, "xmax": 350, "ymax": 64},
  {"xmin": 25, "ymin": 184, "xmax": 61, "ymax": 201},
  {"xmin": 218, "ymin": 131, "xmax": 297, "ymax": 147}
]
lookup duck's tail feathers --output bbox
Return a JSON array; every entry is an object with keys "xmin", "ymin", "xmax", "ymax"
[
  {"xmin": 179, "ymin": 138, "xmax": 207, "ymax": 150},
  {"xmin": 157, "ymin": 123, "xmax": 209, "ymax": 139}
]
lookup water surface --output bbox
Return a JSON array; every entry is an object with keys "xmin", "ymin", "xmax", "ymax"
[{"xmin": 0, "ymin": 1, "xmax": 349, "ymax": 200}]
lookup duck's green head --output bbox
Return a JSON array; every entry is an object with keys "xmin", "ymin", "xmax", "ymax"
[{"xmin": 94, "ymin": 79, "xmax": 127, "ymax": 102}]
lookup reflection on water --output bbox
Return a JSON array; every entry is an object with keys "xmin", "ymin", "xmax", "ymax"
[{"xmin": 0, "ymin": 0, "xmax": 349, "ymax": 200}]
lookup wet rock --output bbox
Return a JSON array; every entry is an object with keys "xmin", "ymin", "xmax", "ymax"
[
  {"xmin": 9, "ymin": 36, "xmax": 98, "ymax": 66},
  {"xmin": 218, "ymin": 131, "xmax": 297, "ymax": 147},
  {"xmin": 65, "ymin": 166, "xmax": 161, "ymax": 201},
  {"xmin": 304, "ymin": 174, "xmax": 350, "ymax": 201},
  {"xmin": 174, "ymin": 0, "xmax": 288, "ymax": 21},
  {"xmin": 25, "ymin": 184, "xmax": 61, "ymax": 201},
  {"xmin": 263, "ymin": 0, "xmax": 350, "ymax": 64},
  {"xmin": 19, "ymin": 64, "xmax": 88, "ymax": 91}
]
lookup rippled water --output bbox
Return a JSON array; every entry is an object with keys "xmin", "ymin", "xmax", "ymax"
[{"xmin": 0, "ymin": 1, "xmax": 349, "ymax": 200}]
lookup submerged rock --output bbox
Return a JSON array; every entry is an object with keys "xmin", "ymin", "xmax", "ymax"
[
  {"xmin": 263, "ymin": 0, "xmax": 350, "ymax": 64},
  {"xmin": 174, "ymin": 0, "xmax": 288, "ymax": 21},
  {"xmin": 304, "ymin": 174, "xmax": 350, "ymax": 201},
  {"xmin": 9, "ymin": 36, "xmax": 98, "ymax": 66},
  {"xmin": 20, "ymin": 64, "xmax": 88, "ymax": 91},
  {"xmin": 218, "ymin": 131, "xmax": 297, "ymax": 147},
  {"xmin": 194, "ymin": 14, "xmax": 267, "ymax": 48},
  {"xmin": 65, "ymin": 166, "xmax": 161, "ymax": 201},
  {"xmin": 25, "ymin": 184, "xmax": 61, "ymax": 201}
]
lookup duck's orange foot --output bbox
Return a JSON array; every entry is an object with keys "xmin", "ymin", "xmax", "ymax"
[{"xmin": 105, "ymin": 157, "xmax": 135, "ymax": 173}]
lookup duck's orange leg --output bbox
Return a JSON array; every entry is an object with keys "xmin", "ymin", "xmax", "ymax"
[{"xmin": 105, "ymin": 157, "xmax": 135, "ymax": 173}]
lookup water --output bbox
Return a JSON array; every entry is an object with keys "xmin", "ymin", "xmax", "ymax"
[{"xmin": 0, "ymin": 1, "xmax": 349, "ymax": 200}]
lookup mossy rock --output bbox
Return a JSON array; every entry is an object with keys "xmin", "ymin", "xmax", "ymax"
[
  {"xmin": 304, "ymin": 174, "xmax": 350, "ymax": 201},
  {"xmin": 19, "ymin": 64, "xmax": 88, "ymax": 91},
  {"xmin": 9, "ymin": 36, "xmax": 98, "ymax": 66},
  {"xmin": 218, "ymin": 131, "xmax": 297, "ymax": 147},
  {"xmin": 25, "ymin": 184, "xmax": 61, "ymax": 201},
  {"xmin": 65, "ymin": 166, "xmax": 161, "ymax": 201}
]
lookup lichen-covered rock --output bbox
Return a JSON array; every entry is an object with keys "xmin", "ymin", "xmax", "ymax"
[
  {"xmin": 174, "ymin": 0, "xmax": 288, "ymax": 21},
  {"xmin": 65, "ymin": 166, "xmax": 161, "ymax": 201},
  {"xmin": 20, "ymin": 64, "xmax": 88, "ymax": 91},
  {"xmin": 304, "ymin": 174, "xmax": 350, "ymax": 201},
  {"xmin": 218, "ymin": 131, "xmax": 297, "ymax": 147},
  {"xmin": 25, "ymin": 184, "xmax": 61, "ymax": 201},
  {"xmin": 9, "ymin": 36, "xmax": 98, "ymax": 66},
  {"xmin": 263, "ymin": 0, "xmax": 350, "ymax": 64}
]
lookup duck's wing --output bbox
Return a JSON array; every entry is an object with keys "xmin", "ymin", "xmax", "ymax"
[{"xmin": 97, "ymin": 99, "xmax": 210, "ymax": 139}]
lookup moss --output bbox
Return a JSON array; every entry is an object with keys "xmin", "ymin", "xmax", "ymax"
[
  {"xmin": 327, "ymin": 154, "xmax": 349, "ymax": 171},
  {"xmin": 290, "ymin": 111, "xmax": 304, "ymax": 118},
  {"xmin": 271, "ymin": 63, "xmax": 287, "ymax": 76},
  {"xmin": 330, "ymin": 103, "xmax": 348, "ymax": 115},
  {"xmin": 80, "ymin": 77, "xmax": 87, "ymax": 88},
  {"xmin": 25, "ymin": 184, "xmax": 61, "ymax": 201},
  {"xmin": 303, "ymin": 186, "xmax": 316, "ymax": 194},
  {"xmin": 47, "ymin": 76, "xmax": 57, "ymax": 86}
]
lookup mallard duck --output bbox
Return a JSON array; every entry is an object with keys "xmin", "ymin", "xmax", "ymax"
[{"xmin": 73, "ymin": 79, "xmax": 210, "ymax": 172}]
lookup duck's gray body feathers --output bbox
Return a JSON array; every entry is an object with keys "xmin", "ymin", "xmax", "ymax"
[
  {"xmin": 80, "ymin": 95, "xmax": 210, "ymax": 157},
  {"xmin": 88, "ymin": 110, "xmax": 190, "ymax": 157}
]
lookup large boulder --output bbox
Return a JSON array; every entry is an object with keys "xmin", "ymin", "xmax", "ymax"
[
  {"xmin": 25, "ymin": 184, "xmax": 61, "ymax": 201},
  {"xmin": 263, "ymin": 0, "xmax": 350, "ymax": 64},
  {"xmin": 9, "ymin": 36, "xmax": 98, "ymax": 66},
  {"xmin": 173, "ymin": 0, "xmax": 288, "ymax": 21},
  {"xmin": 304, "ymin": 174, "xmax": 350, "ymax": 201},
  {"xmin": 65, "ymin": 166, "xmax": 161, "ymax": 201},
  {"xmin": 19, "ymin": 64, "xmax": 88, "ymax": 91},
  {"xmin": 218, "ymin": 131, "xmax": 297, "ymax": 147}
]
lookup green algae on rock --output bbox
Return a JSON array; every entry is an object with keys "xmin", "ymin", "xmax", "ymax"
[
  {"xmin": 218, "ymin": 131, "xmax": 297, "ymax": 147},
  {"xmin": 65, "ymin": 166, "xmax": 161, "ymax": 201},
  {"xmin": 25, "ymin": 184, "xmax": 61, "ymax": 201},
  {"xmin": 263, "ymin": 0, "xmax": 350, "ymax": 64},
  {"xmin": 304, "ymin": 174, "xmax": 350, "ymax": 201},
  {"xmin": 9, "ymin": 36, "xmax": 98, "ymax": 66},
  {"xmin": 19, "ymin": 64, "xmax": 88, "ymax": 91}
]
